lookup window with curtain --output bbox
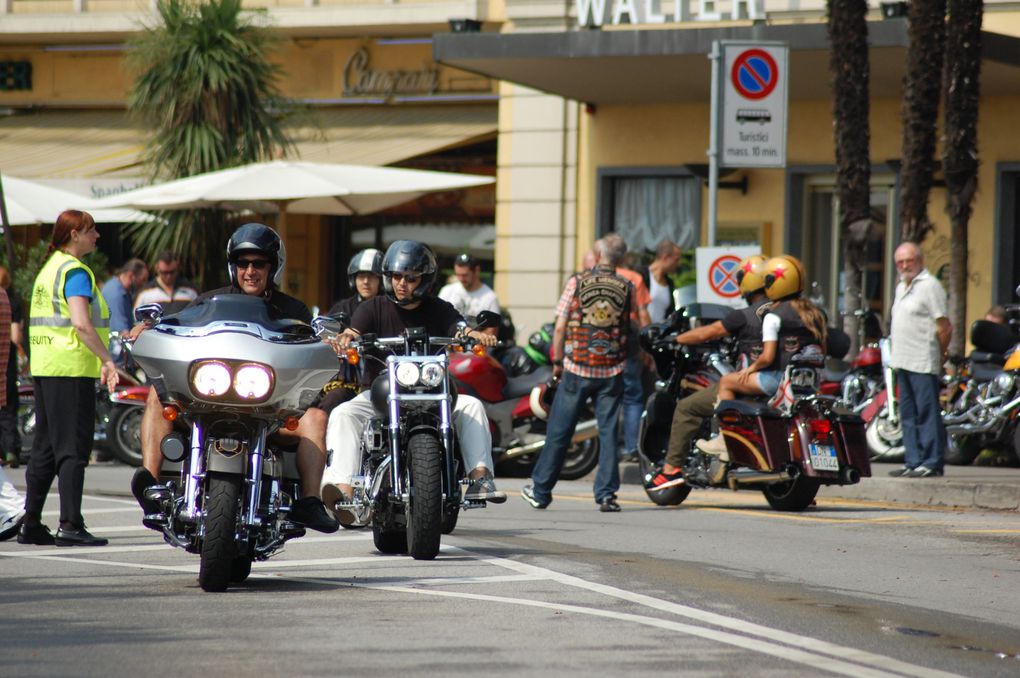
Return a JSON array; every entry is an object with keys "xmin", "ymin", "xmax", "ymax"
[{"xmin": 605, "ymin": 175, "xmax": 700, "ymax": 253}]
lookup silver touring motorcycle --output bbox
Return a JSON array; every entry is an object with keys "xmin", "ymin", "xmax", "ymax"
[{"xmin": 130, "ymin": 295, "xmax": 338, "ymax": 592}]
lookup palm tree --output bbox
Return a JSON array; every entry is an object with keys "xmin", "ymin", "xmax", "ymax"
[
  {"xmin": 899, "ymin": 0, "xmax": 946, "ymax": 244},
  {"xmin": 827, "ymin": 0, "xmax": 872, "ymax": 354},
  {"xmin": 942, "ymin": 0, "xmax": 983, "ymax": 356},
  {"xmin": 124, "ymin": 0, "xmax": 292, "ymax": 287}
]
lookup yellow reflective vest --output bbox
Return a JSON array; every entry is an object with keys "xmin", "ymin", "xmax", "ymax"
[{"xmin": 29, "ymin": 250, "xmax": 109, "ymax": 378}]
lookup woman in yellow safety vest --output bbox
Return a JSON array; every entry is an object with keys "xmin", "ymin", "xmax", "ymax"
[{"xmin": 18, "ymin": 210, "xmax": 119, "ymax": 547}]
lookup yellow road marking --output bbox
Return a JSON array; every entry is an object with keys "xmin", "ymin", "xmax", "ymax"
[{"xmin": 951, "ymin": 529, "xmax": 1020, "ymax": 534}]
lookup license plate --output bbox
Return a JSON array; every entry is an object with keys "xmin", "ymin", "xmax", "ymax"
[{"xmin": 809, "ymin": 443, "xmax": 839, "ymax": 471}]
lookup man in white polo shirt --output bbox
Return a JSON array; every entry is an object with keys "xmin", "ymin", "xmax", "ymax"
[
  {"xmin": 438, "ymin": 253, "xmax": 501, "ymax": 334},
  {"xmin": 888, "ymin": 241, "xmax": 952, "ymax": 478}
]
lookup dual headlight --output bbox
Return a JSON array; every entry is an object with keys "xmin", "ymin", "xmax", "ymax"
[
  {"xmin": 394, "ymin": 361, "xmax": 445, "ymax": 389},
  {"xmin": 191, "ymin": 360, "xmax": 275, "ymax": 402}
]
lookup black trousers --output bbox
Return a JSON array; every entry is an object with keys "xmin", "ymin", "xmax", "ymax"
[
  {"xmin": 24, "ymin": 376, "xmax": 95, "ymax": 527},
  {"xmin": 0, "ymin": 348, "xmax": 20, "ymax": 458}
]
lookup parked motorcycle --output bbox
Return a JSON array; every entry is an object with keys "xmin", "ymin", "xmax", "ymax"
[
  {"xmin": 942, "ymin": 319, "xmax": 1020, "ymax": 465},
  {"xmin": 862, "ymin": 338, "xmax": 906, "ymax": 463},
  {"xmin": 639, "ymin": 306, "xmax": 870, "ymax": 511},
  {"xmin": 635, "ymin": 303, "xmax": 737, "ymax": 506},
  {"xmin": 450, "ymin": 350, "xmax": 600, "ymax": 481},
  {"xmin": 326, "ymin": 312, "xmax": 500, "ymax": 560},
  {"xmin": 130, "ymin": 296, "xmax": 339, "ymax": 592}
]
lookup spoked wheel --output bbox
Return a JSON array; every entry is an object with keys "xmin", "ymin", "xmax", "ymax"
[
  {"xmin": 865, "ymin": 408, "xmax": 905, "ymax": 463},
  {"xmin": 107, "ymin": 405, "xmax": 144, "ymax": 467},
  {"xmin": 199, "ymin": 474, "xmax": 241, "ymax": 592},
  {"xmin": 405, "ymin": 432, "xmax": 443, "ymax": 560},
  {"xmin": 762, "ymin": 476, "xmax": 821, "ymax": 512}
]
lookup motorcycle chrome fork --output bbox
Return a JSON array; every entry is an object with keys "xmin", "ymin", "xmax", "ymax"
[
  {"xmin": 243, "ymin": 424, "xmax": 268, "ymax": 531},
  {"xmin": 883, "ymin": 365, "xmax": 899, "ymax": 425},
  {"xmin": 387, "ymin": 364, "xmax": 403, "ymax": 497},
  {"xmin": 183, "ymin": 421, "xmax": 204, "ymax": 522}
]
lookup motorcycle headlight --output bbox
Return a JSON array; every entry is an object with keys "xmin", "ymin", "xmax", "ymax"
[
  {"xmin": 192, "ymin": 361, "xmax": 231, "ymax": 397},
  {"xmin": 234, "ymin": 364, "xmax": 273, "ymax": 400},
  {"xmin": 420, "ymin": 362, "xmax": 444, "ymax": 388},
  {"xmin": 992, "ymin": 372, "xmax": 1015, "ymax": 396},
  {"xmin": 395, "ymin": 362, "xmax": 420, "ymax": 388}
]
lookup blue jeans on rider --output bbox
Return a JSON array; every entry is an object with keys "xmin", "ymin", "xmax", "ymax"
[
  {"xmin": 897, "ymin": 369, "xmax": 946, "ymax": 471},
  {"xmin": 621, "ymin": 355, "xmax": 644, "ymax": 455},
  {"xmin": 529, "ymin": 370, "xmax": 622, "ymax": 506}
]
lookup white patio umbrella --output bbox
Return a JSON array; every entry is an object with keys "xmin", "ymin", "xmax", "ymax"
[
  {"xmin": 85, "ymin": 160, "xmax": 496, "ymax": 244},
  {"xmin": 0, "ymin": 175, "xmax": 147, "ymax": 226}
]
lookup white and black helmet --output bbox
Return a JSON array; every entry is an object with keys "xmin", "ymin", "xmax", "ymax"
[
  {"xmin": 226, "ymin": 223, "xmax": 286, "ymax": 288},
  {"xmin": 347, "ymin": 248, "xmax": 383, "ymax": 295}
]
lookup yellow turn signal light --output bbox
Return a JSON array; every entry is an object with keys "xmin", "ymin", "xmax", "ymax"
[
  {"xmin": 472, "ymin": 343, "xmax": 487, "ymax": 357},
  {"xmin": 162, "ymin": 405, "xmax": 179, "ymax": 422},
  {"xmin": 345, "ymin": 348, "xmax": 360, "ymax": 365},
  {"xmin": 284, "ymin": 416, "xmax": 300, "ymax": 431}
]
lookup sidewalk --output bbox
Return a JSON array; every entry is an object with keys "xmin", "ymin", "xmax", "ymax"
[{"xmin": 5, "ymin": 459, "xmax": 1020, "ymax": 513}]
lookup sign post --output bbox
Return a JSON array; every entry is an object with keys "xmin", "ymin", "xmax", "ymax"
[{"xmin": 707, "ymin": 40, "xmax": 789, "ymax": 245}]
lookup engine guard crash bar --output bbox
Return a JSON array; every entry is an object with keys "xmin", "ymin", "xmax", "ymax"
[{"xmin": 501, "ymin": 419, "xmax": 599, "ymax": 459}]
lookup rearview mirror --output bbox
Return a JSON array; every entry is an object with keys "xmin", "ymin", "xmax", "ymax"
[
  {"xmin": 312, "ymin": 315, "xmax": 345, "ymax": 339},
  {"xmin": 134, "ymin": 303, "xmax": 163, "ymax": 324}
]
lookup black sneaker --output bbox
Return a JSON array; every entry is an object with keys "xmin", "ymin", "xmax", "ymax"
[
  {"xmin": 131, "ymin": 468, "xmax": 161, "ymax": 515},
  {"xmin": 598, "ymin": 496, "xmax": 621, "ymax": 513},
  {"xmin": 644, "ymin": 467, "xmax": 685, "ymax": 492},
  {"xmin": 520, "ymin": 484, "xmax": 549, "ymax": 509},
  {"xmin": 888, "ymin": 466, "xmax": 914, "ymax": 478},
  {"xmin": 289, "ymin": 496, "xmax": 339, "ymax": 533},
  {"xmin": 18, "ymin": 522, "xmax": 55, "ymax": 546},
  {"xmin": 906, "ymin": 465, "xmax": 944, "ymax": 478}
]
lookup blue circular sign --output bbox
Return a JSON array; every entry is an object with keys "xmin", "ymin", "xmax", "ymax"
[{"xmin": 708, "ymin": 255, "xmax": 742, "ymax": 298}]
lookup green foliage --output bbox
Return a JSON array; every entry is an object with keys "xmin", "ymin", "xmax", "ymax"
[
  {"xmin": 9, "ymin": 239, "xmax": 109, "ymax": 308},
  {"xmin": 123, "ymin": 0, "xmax": 292, "ymax": 288}
]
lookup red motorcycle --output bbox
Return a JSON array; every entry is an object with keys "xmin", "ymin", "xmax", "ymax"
[{"xmin": 449, "ymin": 351, "xmax": 600, "ymax": 480}]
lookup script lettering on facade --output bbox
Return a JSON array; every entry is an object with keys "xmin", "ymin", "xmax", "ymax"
[{"xmin": 342, "ymin": 47, "xmax": 440, "ymax": 99}]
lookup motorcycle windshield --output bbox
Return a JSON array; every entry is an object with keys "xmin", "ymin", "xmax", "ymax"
[{"xmin": 160, "ymin": 295, "xmax": 314, "ymax": 340}]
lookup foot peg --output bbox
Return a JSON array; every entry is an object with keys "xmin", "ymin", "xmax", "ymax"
[
  {"xmin": 143, "ymin": 485, "xmax": 172, "ymax": 503},
  {"xmin": 142, "ymin": 513, "xmax": 168, "ymax": 531}
]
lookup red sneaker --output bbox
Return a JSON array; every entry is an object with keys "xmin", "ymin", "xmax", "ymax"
[{"xmin": 644, "ymin": 467, "xmax": 685, "ymax": 493}]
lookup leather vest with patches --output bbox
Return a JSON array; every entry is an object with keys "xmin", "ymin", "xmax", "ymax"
[
  {"xmin": 767, "ymin": 302, "xmax": 822, "ymax": 372},
  {"xmin": 564, "ymin": 266, "xmax": 632, "ymax": 369}
]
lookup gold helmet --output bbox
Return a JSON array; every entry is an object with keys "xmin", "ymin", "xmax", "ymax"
[
  {"xmin": 763, "ymin": 255, "xmax": 806, "ymax": 301},
  {"xmin": 735, "ymin": 254, "xmax": 769, "ymax": 296}
]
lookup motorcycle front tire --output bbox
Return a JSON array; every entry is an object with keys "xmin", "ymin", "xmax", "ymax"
[
  {"xmin": 107, "ymin": 405, "xmax": 144, "ymax": 467},
  {"xmin": 405, "ymin": 432, "xmax": 443, "ymax": 560},
  {"xmin": 199, "ymin": 474, "xmax": 241, "ymax": 593},
  {"xmin": 864, "ymin": 408, "xmax": 905, "ymax": 463},
  {"xmin": 762, "ymin": 476, "xmax": 821, "ymax": 512}
]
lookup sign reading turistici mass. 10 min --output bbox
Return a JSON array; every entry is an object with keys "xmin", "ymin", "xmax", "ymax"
[
  {"xmin": 576, "ymin": 0, "xmax": 765, "ymax": 26},
  {"xmin": 718, "ymin": 41, "xmax": 788, "ymax": 168}
]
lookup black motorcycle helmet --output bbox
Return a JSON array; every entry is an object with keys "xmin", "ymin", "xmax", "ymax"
[
  {"xmin": 226, "ymin": 223, "xmax": 286, "ymax": 289},
  {"xmin": 347, "ymin": 248, "xmax": 383, "ymax": 297},
  {"xmin": 381, "ymin": 240, "xmax": 438, "ymax": 306}
]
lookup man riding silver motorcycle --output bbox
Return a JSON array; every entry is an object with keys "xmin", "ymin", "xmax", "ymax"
[
  {"xmin": 130, "ymin": 223, "xmax": 338, "ymax": 534},
  {"xmin": 322, "ymin": 240, "xmax": 506, "ymax": 525}
]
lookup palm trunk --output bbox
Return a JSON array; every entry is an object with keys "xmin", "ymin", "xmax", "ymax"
[
  {"xmin": 828, "ymin": 0, "xmax": 872, "ymax": 355},
  {"xmin": 899, "ymin": 0, "xmax": 946, "ymax": 244},
  {"xmin": 942, "ymin": 0, "xmax": 983, "ymax": 356}
]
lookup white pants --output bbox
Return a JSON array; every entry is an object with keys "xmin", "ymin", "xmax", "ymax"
[
  {"xmin": 323, "ymin": 391, "xmax": 494, "ymax": 488},
  {"xmin": 0, "ymin": 466, "xmax": 24, "ymax": 525}
]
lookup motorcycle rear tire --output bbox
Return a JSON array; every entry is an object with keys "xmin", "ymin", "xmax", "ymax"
[
  {"xmin": 199, "ymin": 474, "xmax": 241, "ymax": 593},
  {"xmin": 762, "ymin": 476, "xmax": 821, "ymax": 512},
  {"xmin": 864, "ymin": 408, "xmax": 905, "ymax": 463},
  {"xmin": 558, "ymin": 436, "xmax": 600, "ymax": 481},
  {"xmin": 944, "ymin": 433, "xmax": 984, "ymax": 466},
  {"xmin": 406, "ymin": 432, "xmax": 443, "ymax": 560},
  {"xmin": 107, "ymin": 405, "xmax": 144, "ymax": 467},
  {"xmin": 441, "ymin": 505, "xmax": 459, "ymax": 535},
  {"xmin": 372, "ymin": 519, "xmax": 408, "ymax": 554}
]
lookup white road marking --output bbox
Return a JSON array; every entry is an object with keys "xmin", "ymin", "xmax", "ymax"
[{"xmin": 40, "ymin": 507, "xmax": 139, "ymax": 517}]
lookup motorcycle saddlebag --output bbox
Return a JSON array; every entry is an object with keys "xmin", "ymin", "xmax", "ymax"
[
  {"xmin": 716, "ymin": 400, "xmax": 792, "ymax": 471},
  {"xmin": 833, "ymin": 412, "xmax": 871, "ymax": 477}
]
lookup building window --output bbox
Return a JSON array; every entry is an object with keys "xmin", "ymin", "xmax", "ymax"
[{"xmin": 597, "ymin": 168, "xmax": 700, "ymax": 253}]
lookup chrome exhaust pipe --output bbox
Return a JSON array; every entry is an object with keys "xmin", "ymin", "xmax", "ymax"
[
  {"xmin": 367, "ymin": 456, "xmax": 392, "ymax": 501},
  {"xmin": 840, "ymin": 467, "xmax": 861, "ymax": 485},
  {"xmin": 725, "ymin": 468, "xmax": 795, "ymax": 489},
  {"xmin": 502, "ymin": 419, "xmax": 599, "ymax": 460}
]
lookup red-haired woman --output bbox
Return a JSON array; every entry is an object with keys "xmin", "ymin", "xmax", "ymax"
[{"xmin": 18, "ymin": 210, "xmax": 118, "ymax": 547}]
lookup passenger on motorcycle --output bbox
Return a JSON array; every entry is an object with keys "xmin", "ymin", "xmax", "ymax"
[
  {"xmin": 696, "ymin": 255, "xmax": 828, "ymax": 455},
  {"xmin": 644, "ymin": 255, "xmax": 772, "ymax": 492},
  {"xmin": 130, "ymin": 223, "xmax": 340, "ymax": 534},
  {"xmin": 323, "ymin": 240, "xmax": 506, "ymax": 525},
  {"xmin": 313, "ymin": 249, "xmax": 384, "ymax": 416}
]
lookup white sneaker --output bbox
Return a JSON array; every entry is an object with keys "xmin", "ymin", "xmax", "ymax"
[
  {"xmin": 695, "ymin": 435, "xmax": 730, "ymax": 461},
  {"xmin": 0, "ymin": 509, "xmax": 25, "ymax": 542}
]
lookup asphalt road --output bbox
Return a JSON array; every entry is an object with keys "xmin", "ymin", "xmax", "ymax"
[{"xmin": 1, "ymin": 478, "xmax": 1018, "ymax": 677}]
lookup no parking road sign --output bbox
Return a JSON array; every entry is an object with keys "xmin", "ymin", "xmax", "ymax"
[
  {"xmin": 719, "ymin": 41, "xmax": 788, "ymax": 168},
  {"xmin": 696, "ymin": 246, "xmax": 761, "ymax": 308}
]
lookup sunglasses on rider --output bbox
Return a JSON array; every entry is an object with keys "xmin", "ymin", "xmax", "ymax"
[
  {"xmin": 234, "ymin": 258, "xmax": 271, "ymax": 271},
  {"xmin": 387, "ymin": 272, "xmax": 421, "ymax": 284}
]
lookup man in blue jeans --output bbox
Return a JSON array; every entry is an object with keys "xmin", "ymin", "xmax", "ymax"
[{"xmin": 522, "ymin": 233, "xmax": 635, "ymax": 512}]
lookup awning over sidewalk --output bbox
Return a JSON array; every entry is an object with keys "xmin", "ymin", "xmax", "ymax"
[
  {"xmin": 433, "ymin": 20, "xmax": 1020, "ymax": 105},
  {"xmin": 0, "ymin": 105, "xmax": 497, "ymax": 178}
]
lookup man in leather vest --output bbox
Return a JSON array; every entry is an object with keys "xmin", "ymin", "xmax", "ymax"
[
  {"xmin": 644, "ymin": 255, "xmax": 770, "ymax": 493},
  {"xmin": 521, "ymin": 234, "xmax": 635, "ymax": 512}
]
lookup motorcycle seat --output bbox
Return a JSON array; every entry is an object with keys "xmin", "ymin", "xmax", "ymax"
[
  {"xmin": 502, "ymin": 369, "xmax": 551, "ymax": 400},
  {"xmin": 822, "ymin": 366, "xmax": 849, "ymax": 383},
  {"xmin": 716, "ymin": 399, "xmax": 784, "ymax": 418}
]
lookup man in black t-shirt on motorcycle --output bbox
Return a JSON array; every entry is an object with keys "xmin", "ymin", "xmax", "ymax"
[
  {"xmin": 323, "ymin": 240, "xmax": 506, "ymax": 525},
  {"xmin": 643, "ymin": 255, "xmax": 771, "ymax": 493},
  {"xmin": 130, "ymin": 223, "xmax": 340, "ymax": 534}
]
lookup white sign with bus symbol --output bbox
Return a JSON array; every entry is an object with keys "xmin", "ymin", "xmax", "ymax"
[{"xmin": 720, "ymin": 42, "xmax": 788, "ymax": 168}]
